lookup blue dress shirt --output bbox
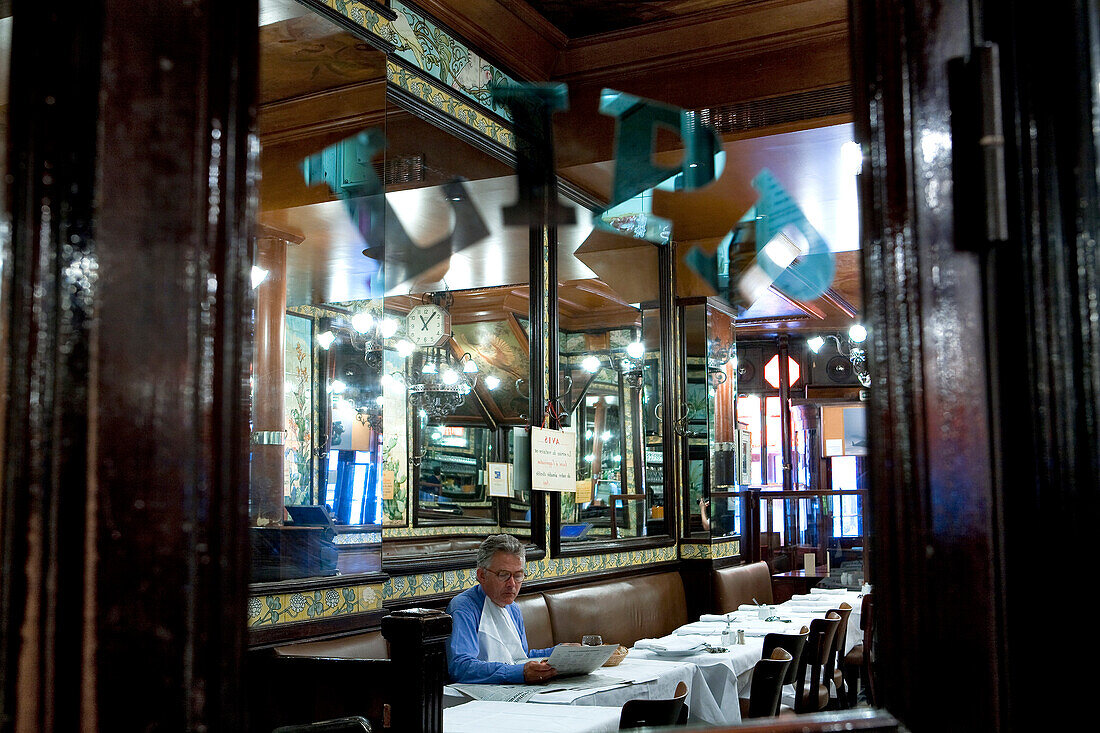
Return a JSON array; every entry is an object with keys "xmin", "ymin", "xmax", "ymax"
[{"xmin": 445, "ymin": 585, "xmax": 554, "ymax": 683}]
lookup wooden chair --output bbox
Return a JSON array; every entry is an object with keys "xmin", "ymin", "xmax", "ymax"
[
  {"xmin": 739, "ymin": 648, "xmax": 793, "ymax": 719},
  {"xmin": 793, "ymin": 612, "xmax": 841, "ymax": 713},
  {"xmin": 761, "ymin": 627, "xmax": 808, "ymax": 715},
  {"xmin": 825, "ymin": 602, "xmax": 854, "ymax": 708},
  {"xmin": 844, "ymin": 593, "xmax": 875, "ymax": 706},
  {"xmin": 619, "ymin": 680, "xmax": 688, "ymax": 729}
]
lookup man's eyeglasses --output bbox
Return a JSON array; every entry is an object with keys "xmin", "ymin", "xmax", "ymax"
[{"xmin": 487, "ymin": 570, "xmax": 525, "ymax": 582}]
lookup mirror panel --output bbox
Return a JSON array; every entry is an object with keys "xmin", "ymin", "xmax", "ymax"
[{"xmin": 250, "ymin": 1, "xmax": 388, "ymax": 583}]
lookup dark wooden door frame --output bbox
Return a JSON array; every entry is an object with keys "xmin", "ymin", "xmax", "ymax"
[
  {"xmin": 1, "ymin": 1, "xmax": 257, "ymax": 729},
  {"xmin": 852, "ymin": 0, "xmax": 1100, "ymax": 730}
]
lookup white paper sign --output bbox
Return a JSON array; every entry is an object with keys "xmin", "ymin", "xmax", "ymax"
[
  {"xmin": 530, "ymin": 426, "xmax": 577, "ymax": 492},
  {"xmin": 487, "ymin": 462, "xmax": 512, "ymax": 497}
]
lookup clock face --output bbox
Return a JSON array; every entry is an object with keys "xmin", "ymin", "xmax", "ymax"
[{"xmin": 406, "ymin": 304, "xmax": 450, "ymax": 347}]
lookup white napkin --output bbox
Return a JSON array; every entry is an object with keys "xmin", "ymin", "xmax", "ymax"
[
  {"xmin": 809, "ymin": 587, "xmax": 847, "ymax": 594},
  {"xmin": 736, "ymin": 604, "xmax": 763, "ymax": 612},
  {"xmin": 633, "ymin": 635, "xmax": 708, "ymax": 652},
  {"xmin": 700, "ymin": 612, "xmax": 740, "ymax": 622},
  {"xmin": 673, "ymin": 621, "xmax": 727, "ymax": 635}
]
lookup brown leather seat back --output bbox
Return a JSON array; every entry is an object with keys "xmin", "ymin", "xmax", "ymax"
[
  {"xmin": 713, "ymin": 561, "xmax": 774, "ymax": 611},
  {"xmin": 274, "ymin": 630, "xmax": 390, "ymax": 659},
  {"xmin": 543, "ymin": 572, "xmax": 687, "ymax": 648},
  {"xmin": 515, "ymin": 593, "xmax": 554, "ymax": 650}
]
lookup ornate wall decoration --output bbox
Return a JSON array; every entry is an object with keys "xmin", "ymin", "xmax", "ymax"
[
  {"xmin": 248, "ymin": 582, "xmax": 383, "ymax": 628},
  {"xmin": 284, "ymin": 314, "xmax": 314, "ymax": 506}
]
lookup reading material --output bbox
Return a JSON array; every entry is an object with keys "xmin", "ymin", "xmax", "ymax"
[{"xmin": 543, "ymin": 644, "xmax": 619, "ymax": 676}]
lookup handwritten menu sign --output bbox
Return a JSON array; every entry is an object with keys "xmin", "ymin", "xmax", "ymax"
[
  {"xmin": 530, "ymin": 426, "xmax": 576, "ymax": 492},
  {"xmin": 382, "ymin": 469, "xmax": 396, "ymax": 500}
]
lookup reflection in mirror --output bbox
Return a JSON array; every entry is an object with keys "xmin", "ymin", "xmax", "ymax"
[
  {"xmin": 557, "ymin": 289, "xmax": 667, "ymax": 543},
  {"xmin": 249, "ymin": 0, "xmax": 388, "ymax": 583},
  {"xmin": 384, "ymin": 286, "xmax": 532, "ymax": 531}
]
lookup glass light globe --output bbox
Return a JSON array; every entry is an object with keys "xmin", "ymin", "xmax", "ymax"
[
  {"xmin": 441, "ymin": 368, "xmax": 459, "ymax": 385},
  {"xmin": 626, "ymin": 341, "xmax": 645, "ymax": 359},
  {"xmin": 849, "ymin": 324, "xmax": 867, "ymax": 343},
  {"xmin": 582, "ymin": 355, "xmax": 601, "ymax": 373},
  {"xmin": 484, "ymin": 375, "xmax": 501, "ymax": 390},
  {"xmin": 351, "ymin": 311, "xmax": 374, "ymax": 333}
]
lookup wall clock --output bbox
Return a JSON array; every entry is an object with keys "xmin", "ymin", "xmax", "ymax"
[{"xmin": 405, "ymin": 303, "xmax": 450, "ymax": 347}]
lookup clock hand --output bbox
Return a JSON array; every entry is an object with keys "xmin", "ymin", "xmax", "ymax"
[{"xmin": 420, "ymin": 312, "xmax": 437, "ymax": 329}]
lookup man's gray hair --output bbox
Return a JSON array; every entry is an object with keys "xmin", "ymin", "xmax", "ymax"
[{"xmin": 477, "ymin": 534, "xmax": 526, "ymax": 569}]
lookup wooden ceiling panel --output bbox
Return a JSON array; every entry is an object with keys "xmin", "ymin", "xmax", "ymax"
[{"xmin": 525, "ymin": 0, "xmax": 731, "ymax": 38}]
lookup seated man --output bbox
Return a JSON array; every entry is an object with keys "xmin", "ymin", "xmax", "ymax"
[{"xmin": 446, "ymin": 534, "xmax": 559, "ymax": 684}]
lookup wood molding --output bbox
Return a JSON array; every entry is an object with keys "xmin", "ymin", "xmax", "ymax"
[
  {"xmin": 408, "ymin": 0, "xmax": 566, "ymax": 81},
  {"xmin": 552, "ymin": 0, "xmax": 849, "ymax": 84},
  {"xmin": 259, "ymin": 80, "xmax": 388, "ymax": 144}
]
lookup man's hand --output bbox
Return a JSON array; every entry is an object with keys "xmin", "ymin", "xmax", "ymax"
[{"xmin": 523, "ymin": 660, "xmax": 557, "ymax": 683}]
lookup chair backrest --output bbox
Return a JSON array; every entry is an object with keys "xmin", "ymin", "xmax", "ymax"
[
  {"xmin": 619, "ymin": 680, "xmax": 688, "ymax": 729},
  {"xmin": 794, "ymin": 612, "xmax": 841, "ymax": 713},
  {"xmin": 761, "ymin": 628, "xmax": 808, "ymax": 686},
  {"xmin": 825, "ymin": 604, "xmax": 854, "ymax": 680},
  {"xmin": 746, "ymin": 648, "xmax": 793, "ymax": 718}
]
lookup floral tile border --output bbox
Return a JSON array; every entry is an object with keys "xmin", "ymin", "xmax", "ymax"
[
  {"xmin": 316, "ymin": 0, "xmax": 518, "ymax": 147},
  {"xmin": 248, "ymin": 582, "xmax": 383, "ymax": 627},
  {"xmin": 679, "ymin": 539, "xmax": 741, "ymax": 561},
  {"xmin": 386, "ymin": 61, "xmax": 515, "ymax": 149}
]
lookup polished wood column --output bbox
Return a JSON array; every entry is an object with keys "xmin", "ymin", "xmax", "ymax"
[
  {"xmin": 0, "ymin": 0, "xmax": 257, "ymax": 729},
  {"xmin": 251, "ymin": 230, "xmax": 290, "ymax": 526}
]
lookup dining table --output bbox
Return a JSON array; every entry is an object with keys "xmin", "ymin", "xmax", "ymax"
[
  {"xmin": 443, "ymin": 700, "xmax": 623, "ymax": 732},
  {"xmin": 441, "ymin": 587, "xmax": 864, "ymax": 731},
  {"xmin": 628, "ymin": 587, "xmax": 864, "ymax": 703}
]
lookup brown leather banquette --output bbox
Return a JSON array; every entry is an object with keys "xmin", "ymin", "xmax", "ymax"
[
  {"xmin": 712, "ymin": 560, "xmax": 774, "ymax": 612},
  {"xmin": 274, "ymin": 570, "xmax": 688, "ymax": 659}
]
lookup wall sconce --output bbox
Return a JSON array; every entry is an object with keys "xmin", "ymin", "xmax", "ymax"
[{"xmin": 807, "ymin": 325, "xmax": 870, "ymax": 387}]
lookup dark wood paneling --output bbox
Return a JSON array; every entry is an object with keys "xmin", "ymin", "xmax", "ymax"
[
  {"xmin": 851, "ymin": 0, "xmax": 1003, "ymax": 729},
  {"xmin": 1, "ymin": 0, "xmax": 257, "ymax": 729}
]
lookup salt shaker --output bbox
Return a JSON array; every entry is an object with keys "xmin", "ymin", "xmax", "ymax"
[
  {"xmin": 736, "ymin": 629, "xmax": 746, "ymax": 645},
  {"xmin": 721, "ymin": 621, "xmax": 734, "ymax": 646}
]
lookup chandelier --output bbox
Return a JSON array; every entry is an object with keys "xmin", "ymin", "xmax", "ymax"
[
  {"xmin": 390, "ymin": 346, "xmax": 480, "ymax": 421},
  {"xmin": 807, "ymin": 325, "xmax": 870, "ymax": 387}
]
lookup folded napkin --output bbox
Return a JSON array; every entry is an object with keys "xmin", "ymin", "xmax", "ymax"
[
  {"xmin": 809, "ymin": 587, "xmax": 847, "ymax": 594},
  {"xmin": 736, "ymin": 604, "xmax": 765, "ymax": 612},
  {"xmin": 700, "ymin": 613, "xmax": 740, "ymax": 622},
  {"xmin": 634, "ymin": 635, "xmax": 708, "ymax": 653},
  {"xmin": 791, "ymin": 593, "xmax": 839, "ymax": 602},
  {"xmin": 673, "ymin": 622, "xmax": 727, "ymax": 635}
]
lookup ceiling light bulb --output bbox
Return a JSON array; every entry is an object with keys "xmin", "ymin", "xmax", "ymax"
[
  {"xmin": 441, "ymin": 368, "xmax": 459, "ymax": 385},
  {"xmin": 602, "ymin": 431, "xmax": 612, "ymax": 442},
  {"xmin": 626, "ymin": 341, "xmax": 645, "ymax": 359},
  {"xmin": 484, "ymin": 375, "xmax": 501, "ymax": 390},
  {"xmin": 317, "ymin": 331, "xmax": 336, "ymax": 349},
  {"xmin": 250, "ymin": 266, "xmax": 269, "ymax": 289},
  {"xmin": 849, "ymin": 324, "xmax": 867, "ymax": 343},
  {"xmin": 396, "ymin": 340, "xmax": 415, "ymax": 357},
  {"xmin": 463, "ymin": 359, "xmax": 478, "ymax": 374},
  {"xmin": 330, "ymin": 379, "xmax": 347, "ymax": 394},
  {"xmin": 807, "ymin": 336, "xmax": 826, "ymax": 353},
  {"xmin": 381, "ymin": 373, "xmax": 405, "ymax": 392},
  {"xmin": 422, "ymin": 361, "xmax": 437, "ymax": 374},
  {"xmin": 582, "ymin": 355, "xmax": 601, "ymax": 373},
  {"xmin": 381, "ymin": 317, "xmax": 400, "ymax": 338},
  {"xmin": 351, "ymin": 311, "xmax": 374, "ymax": 333}
]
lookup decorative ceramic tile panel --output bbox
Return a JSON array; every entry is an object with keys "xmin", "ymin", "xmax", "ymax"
[
  {"xmin": 284, "ymin": 314, "xmax": 314, "ymax": 506},
  {"xmin": 248, "ymin": 582, "xmax": 383, "ymax": 627},
  {"xmin": 679, "ymin": 539, "xmax": 741, "ymax": 561}
]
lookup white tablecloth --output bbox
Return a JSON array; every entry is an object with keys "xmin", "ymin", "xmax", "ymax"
[{"xmin": 444, "ymin": 701, "xmax": 622, "ymax": 732}]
